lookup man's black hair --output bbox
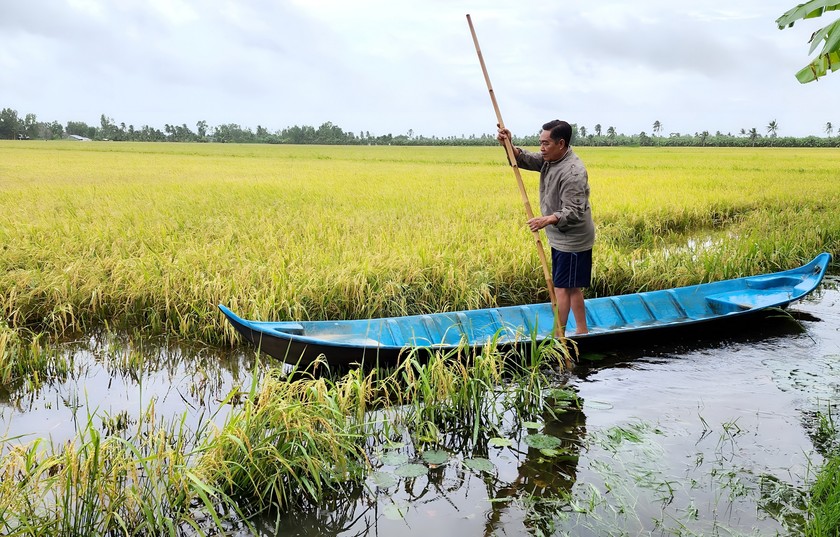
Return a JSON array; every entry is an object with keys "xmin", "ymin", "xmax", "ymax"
[{"xmin": 542, "ymin": 119, "xmax": 572, "ymax": 146}]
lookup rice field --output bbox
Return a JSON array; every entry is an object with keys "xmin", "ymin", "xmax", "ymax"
[
  {"xmin": 1, "ymin": 141, "xmax": 839, "ymax": 345},
  {"xmin": 2, "ymin": 140, "xmax": 840, "ymax": 535}
]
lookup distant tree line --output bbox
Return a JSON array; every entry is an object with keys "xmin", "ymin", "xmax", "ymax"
[{"xmin": 1, "ymin": 107, "xmax": 838, "ymax": 148}]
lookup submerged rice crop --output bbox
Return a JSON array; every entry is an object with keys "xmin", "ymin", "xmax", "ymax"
[
  {"xmin": 0, "ymin": 321, "xmax": 68, "ymax": 389},
  {"xmin": 0, "ymin": 345, "xmax": 566, "ymax": 535}
]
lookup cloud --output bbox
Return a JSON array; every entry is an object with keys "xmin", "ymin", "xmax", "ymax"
[{"xmin": 1, "ymin": 0, "xmax": 837, "ymax": 137}]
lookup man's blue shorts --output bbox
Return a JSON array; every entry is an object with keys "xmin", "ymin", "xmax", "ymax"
[{"xmin": 551, "ymin": 248, "xmax": 592, "ymax": 289}]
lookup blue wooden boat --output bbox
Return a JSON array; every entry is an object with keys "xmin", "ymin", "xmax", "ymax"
[{"xmin": 219, "ymin": 252, "xmax": 832, "ymax": 367}]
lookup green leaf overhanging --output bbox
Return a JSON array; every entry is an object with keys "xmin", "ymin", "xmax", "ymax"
[
  {"xmin": 778, "ymin": 1, "xmax": 840, "ymax": 82},
  {"xmin": 777, "ymin": 0, "xmax": 840, "ymax": 28},
  {"xmin": 796, "ymin": 49, "xmax": 840, "ymax": 82},
  {"xmin": 814, "ymin": 17, "xmax": 840, "ymax": 52}
]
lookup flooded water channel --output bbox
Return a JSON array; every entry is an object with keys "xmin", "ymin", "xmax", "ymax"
[{"xmin": 2, "ymin": 275, "xmax": 838, "ymax": 536}]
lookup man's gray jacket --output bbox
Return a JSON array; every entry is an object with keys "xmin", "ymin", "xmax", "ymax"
[{"xmin": 515, "ymin": 147, "xmax": 595, "ymax": 252}]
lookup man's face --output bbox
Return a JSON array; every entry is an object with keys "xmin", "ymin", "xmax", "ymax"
[{"xmin": 539, "ymin": 130, "xmax": 566, "ymax": 161}]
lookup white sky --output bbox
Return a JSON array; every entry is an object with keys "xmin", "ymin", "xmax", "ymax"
[{"xmin": 1, "ymin": 0, "xmax": 836, "ymax": 138}]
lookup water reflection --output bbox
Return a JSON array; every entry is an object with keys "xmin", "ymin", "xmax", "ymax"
[
  {"xmin": 259, "ymin": 387, "xmax": 588, "ymax": 537},
  {"xmin": 255, "ymin": 485, "xmax": 372, "ymax": 537},
  {"xmin": 483, "ymin": 395, "xmax": 586, "ymax": 536},
  {"xmin": 0, "ymin": 332, "xmax": 257, "ymax": 446}
]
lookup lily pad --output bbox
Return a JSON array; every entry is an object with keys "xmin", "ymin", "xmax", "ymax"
[
  {"xmin": 524, "ymin": 433, "xmax": 562, "ymax": 450},
  {"xmin": 380, "ymin": 452, "xmax": 409, "ymax": 466},
  {"xmin": 522, "ymin": 421, "xmax": 542, "ymax": 430},
  {"xmin": 488, "ymin": 437, "xmax": 513, "ymax": 448},
  {"xmin": 383, "ymin": 503, "xmax": 408, "ymax": 520},
  {"xmin": 370, "ymin": 471, "xmax": 397, "ymax": 488},
  {"xmin": 463, "ymin": 457, "xmax": 496, "ymax": 473},
  {"xmin": 421, "ymin": 450, "xmax": 449, "ymax": 465},
  {"xmin": 395, "ymin": 463, "xmax": 429, "ymax": 478}
]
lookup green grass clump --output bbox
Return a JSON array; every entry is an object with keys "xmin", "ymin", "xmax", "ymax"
[
  {"xmin": 805, "ymin": 456, "xmax": 840, "ymax": 536},
  {"xmin": 804, "ymin": 405, "xmax": 840, "ymax": 537}
]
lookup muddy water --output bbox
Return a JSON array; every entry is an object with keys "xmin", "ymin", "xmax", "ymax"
[{"xmin": 1, "ymin": 276, "xmax": 838, "ymax": 536}]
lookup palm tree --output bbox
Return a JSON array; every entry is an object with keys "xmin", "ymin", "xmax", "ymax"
[
  {"xmin": 580, "ymin": 126, "xmax": 587, "ymax": 138},
  {"xmin": 653, "ymin": 120, "xmax": 662, "ymax": 137},
  {"xmin": 699, "ymin": 131, "xmax": 709, "ymax": 147},
  {"xmin": 606, "ymin": 126, "xmax": 616, "ymax": 146},
  {"xmin": 826, "ymin": 122, "xmax": 834, "ymax": 138},
  {"xmin": 594, "ymin": 124, "xmax": 602, "ymax": 137},
  {"xmin": 766, "ymin": 120, "xmax": 778, "ymax": 147},
  {"xmin": 749, "ymin": 128, "xmax": 759, "ymax": 147}
]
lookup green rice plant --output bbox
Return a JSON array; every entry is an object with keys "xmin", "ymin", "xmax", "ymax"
[
  {"xmin": 805, "ymin": 456, "xmax": 840, "ymax": 537},
  {"xmin": 397, "ymin": 347, "xmax": 500, "ymax": 446},
  {"xmin": 377, "ymin": 335, "xmax": 569, "ymax": 447},
  {"xmin": 506, "ymin": 333, "xmax": 572, "ymax": 414},
  {"xmin": 195, "ymin": 366, "xmax": 370, "ymax": 512},
  {"xmin": 802, "ymin": 403, "xmax": 840, "ymax": 537},
  {"xmin": 0, "ymin": 322, "xmax": 70, "ymax": 390},
  {"xmin": 812, "ymin": 403, "xmax": 838, "ymax": 455},
  {"xmin": 0, "ymin": 405, "xmax": 249, "ymax": 536}
]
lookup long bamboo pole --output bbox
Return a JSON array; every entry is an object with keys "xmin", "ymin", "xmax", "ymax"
[{"xmin": 466, "ymin": 14, "xmax": 559, "ymax": 316}]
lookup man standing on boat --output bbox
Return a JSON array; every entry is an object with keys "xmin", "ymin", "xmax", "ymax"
[{"xmin": 497, "ymin": 120, "xmax": 595, "ymax": 335}]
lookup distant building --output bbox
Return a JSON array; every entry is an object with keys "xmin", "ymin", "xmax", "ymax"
[{"xmin": 68, "ymin": 135, "xmax": 92, "ymax": 141}]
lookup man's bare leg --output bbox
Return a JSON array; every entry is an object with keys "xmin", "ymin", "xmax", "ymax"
[
  {"xmin": 554, "ymin": 287, "xmax": 571, "ymax": 336},
  {"xmin": 569, "ymin": 287, "xmax": 588, "ymax": 334},
  {"xmin": 555, "ymin": 287, "xmax": 588, "ymax": 335}
]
